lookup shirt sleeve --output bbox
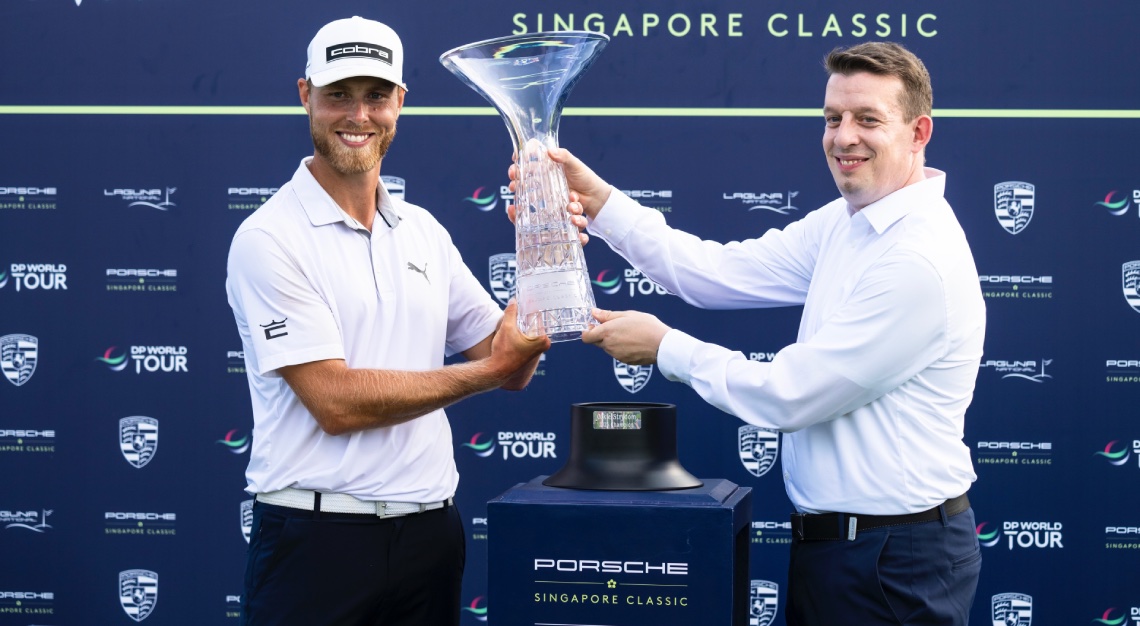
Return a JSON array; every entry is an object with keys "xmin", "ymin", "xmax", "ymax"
[
  {"xmin": 587, "ymin": 188, "xmax": 819, "ymax": 309},
  {"xmin": 226, "ymin": 228, "xmax": 345, "ymax": 376},
  {"xmin": 443, "ymin": 237, "xmax": 502, "ymax": 357},
  {"xmin": 657, "ymin": 250, "xmax": 948, "ymax": 432}
]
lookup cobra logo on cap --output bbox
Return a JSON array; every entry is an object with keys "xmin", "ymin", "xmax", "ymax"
[{"xmin": 326, "ymin": 42, "xmax": 392, "ymax": 65}]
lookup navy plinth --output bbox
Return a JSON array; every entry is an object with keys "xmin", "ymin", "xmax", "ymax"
[{"xmin": 488, "ymin": 476, "xmax": 752, "ymax": 626}]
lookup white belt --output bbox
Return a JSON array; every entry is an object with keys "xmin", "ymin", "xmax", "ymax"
[{"xmin": 256, "ymin": 488, "xmax": 452, "ymax": 518}]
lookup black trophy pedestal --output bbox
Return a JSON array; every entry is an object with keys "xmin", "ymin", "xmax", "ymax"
[{"xmin": 543, "ymin": 402, "xmax": 702, "ymax": 491}]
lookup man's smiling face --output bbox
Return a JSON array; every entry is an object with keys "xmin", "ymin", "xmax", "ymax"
[
  {"xmin": 303, "ymin": 76, "xmax": 403, "ymax": 176},
  {"xmin": 822, "ymin": 71, "xmax": 929, "ymax": 211}
]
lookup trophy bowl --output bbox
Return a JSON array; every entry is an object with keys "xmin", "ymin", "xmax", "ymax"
[{"xmin": 440, "ymin": 32, "xmax": 609, "ymax": 342}]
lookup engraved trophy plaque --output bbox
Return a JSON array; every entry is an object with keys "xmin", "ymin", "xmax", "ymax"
[{"xmin": 440, "ymin": 32, "xmax": 608, "ymax": 341}]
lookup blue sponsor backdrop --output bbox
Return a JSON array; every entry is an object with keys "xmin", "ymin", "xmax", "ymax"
[{"xmin": 1, "ymin": 0, "xmax": 1138, "ymax": 623}]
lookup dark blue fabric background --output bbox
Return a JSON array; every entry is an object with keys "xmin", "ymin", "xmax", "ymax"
[{"xmin": 1, "ymin": 0, "xmax": 1138, "ymax": 623}]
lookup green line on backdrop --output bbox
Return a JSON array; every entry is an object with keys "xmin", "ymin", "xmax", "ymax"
[{"xmin": 0, "ymin": 105, "xmax": 1138, "ymax": 119}]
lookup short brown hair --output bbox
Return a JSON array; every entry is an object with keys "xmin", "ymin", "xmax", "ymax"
[{"xmin": 824, "ymin": 42, "xmax": 932, "ymax": 121}]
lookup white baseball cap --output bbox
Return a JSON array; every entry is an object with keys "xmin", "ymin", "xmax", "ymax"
[{"xmin": 305, "ymin": 16, "xmax": 407, "ymax": 90}]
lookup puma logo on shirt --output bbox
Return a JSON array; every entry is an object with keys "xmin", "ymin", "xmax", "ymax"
[{"xmin": 407, "ymin": 261, "xmax": 430, "ymax": 284}]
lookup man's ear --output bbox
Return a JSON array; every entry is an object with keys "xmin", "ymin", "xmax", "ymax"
[
  {"xmin": 394, "ymin": 87, "xmax": 406, "ymax": 116},
  {"xmin": 298, "ymin": 78, "xmax": 311, "ymax": 114},
  {"xmin": 912, "ymin": 114, "xmax": 933, "ymax": 153}
]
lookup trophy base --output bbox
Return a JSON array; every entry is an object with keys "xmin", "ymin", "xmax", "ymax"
[
  {"xmin": 520, "ymin": 308, "xmax": 595, "ymax": 343},
  {"xmin": 543, "ymin": 402, "xmax": 703, "ymax": 491},
  {"xmin": 547, "ymin": 329, "xmax": 584, "ymax": 343}
]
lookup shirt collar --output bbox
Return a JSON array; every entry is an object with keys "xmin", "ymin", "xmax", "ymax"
[
  {"xmin": 853, "ymin": 168, "xmax": 946, "ymax": 234},
  {"xmin": 291, "ymin": 156, "xmax": 402, "ymax": 231}
]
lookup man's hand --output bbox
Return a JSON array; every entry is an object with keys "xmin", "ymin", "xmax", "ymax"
[
  {"xmin": 581, "ymin": 308, "xmax": 670, "ymax": 366},
  {"xmin": 492, "ymin": 299, "xmax": 551, "ymax": 390},
  {"xmin": 506, "ymin": 147, "xmax": 612, "ymax": 247}
]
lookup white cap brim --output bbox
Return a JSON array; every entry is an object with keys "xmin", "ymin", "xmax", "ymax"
[{"xmin": 308, "ymin": 64, "xmax": 407, "ymax": 91}]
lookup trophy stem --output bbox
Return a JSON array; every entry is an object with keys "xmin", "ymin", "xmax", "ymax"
[
  {"xmin": 440, "ymin": 32, "xmax": 609, "ymax": 342},
  {"xmin": 514, "ymin": 138, "xmax": 594, "ymax": 341}
]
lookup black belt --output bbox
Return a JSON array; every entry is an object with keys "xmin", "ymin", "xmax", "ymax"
[{"xmin": 791, "ymin": 493, "xmax": 970, "ymax": 541}]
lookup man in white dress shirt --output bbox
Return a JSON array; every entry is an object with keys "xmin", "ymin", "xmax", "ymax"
[
  {"xmin": 516, "ymin": 42, "xmax": 984, "ymax": 624},
  {"xmin": 227, "ymin": 16, "xmax": 549, "ymax": 626}
]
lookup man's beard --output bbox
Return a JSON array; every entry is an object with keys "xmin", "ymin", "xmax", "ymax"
[{"xmin": 311, "ymin": 121, "xmax": 396, "ymax": 175}]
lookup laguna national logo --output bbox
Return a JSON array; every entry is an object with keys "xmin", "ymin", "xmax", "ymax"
[
  {"xmin": 739, "ymin": 426, "xmax": 779, "ymax": 478},
  {"xmin": 104, "ymin": 187, "xmax": 177, "ymax": 211},
  {"xmin": 0, "ymin": 334, "xmax": 37, "ymax": 387},
  {"xmin": 2, "ymin": 508, "xmax": 53, "ymax": 533},
  {"xmin": 991, "ymin": 592, "xmax": 1032, "ymax": 626},
  {"xmin": 1123, "ymin": 261, "xmax": 1140, "ymax": 314},
  {"xmin": 994, "ymin": 182, "xmax": 1035, "ymax": 235},
  {"xmin": 613, "ymin": 358, "xmax": 652, "ymax": 394},
  {"xmin": 749, "ymin": 580, "xmax": 778, "ymax": 626},
  {"xmin": 120, "ymin": 416, "xmax": 159, "ymax": 469},
  {"xmin": 119, "ymin": 569, "xmax": 158, "ymax": 622},
  {"xmin": 488, "ymin": 253, "xmax": 517, "ymax": 305}
]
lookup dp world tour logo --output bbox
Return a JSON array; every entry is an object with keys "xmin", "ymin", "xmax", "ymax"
[
  {"xmin": 1123, "ymin": 261, "xmax": 1140, "ymax": 314},
  {"xmin": 1093, "ymin": 608, "xmax": 1128, "ymax": 625},
  {"xmin": 991, "ymin": 592, "xmax": 1032, "ymax": 626},
  {"xmin": 119, "ymin": 569, "xmax": 158, "ymax": 622},
  {"xmin": 749, "ymin": 580, "xmax": 778, "ymax": 626},
  {"xmin": 464, "ymin": 187, "xmax": 498, "ymax": 212},
  {"xmin": 994, "ymin": 182, "xmax": 1035, "ymax": 235},
  {"xmin": 592, "ymin": 269, "xmax": 622, "ymax": 295},
  {"xmin": 120, "ymin": 417, "xmax": 159, "ymax": 469},
  {"xmin": 977, "ymin": 522, "xmax": 1002, "ymax": 547},
  {"xmin": 241, "ymin": 500, "xmax": 253, "ymax": 543},
  {"xmin": 463, "ymin": 433, "xmax": 496, "ymax": 458},
  {"xmin": 96, "ymin": 346, "xmax": 129, "ymax": 371},
  {"xmin": 1089, "ymin": 606, "xmax": 1126, "ymax": 620},
  {"xmin": 0, "ymin": 334, "xmax": 38, "ymax": 386},
  {"xmin": 463, "ymin": 596, "xmax": 488, "ymax": 622},
  {"xmin": 1097, "ymin": 190, "xmax": 1132, "ymax": 216},
  {"xmin": 489, "ymin": 253, "xmax": 517, "ymax": 305},
  {"xmin": 1095, "ymin": 440, "xmax": 1132, "ymax": 466},
  {"xmin": 739, "ymin": 426, "xmax": 779, "ymax": 477},
  {"xmin": 614, "ymin": 359, "xmax": 652, "ymax": 394},
  {"xmin": 217, "ymin": 429, "xmax": 250, "ymax": 454}
]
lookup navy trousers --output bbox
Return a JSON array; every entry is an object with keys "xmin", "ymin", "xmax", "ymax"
[
  {"xmin": 242, "ymin": 500, "xmax": 466, "ymax": 626},
  {"xmin": 787, "ymin": 506, "xmax": 981, "ymax": 625}
]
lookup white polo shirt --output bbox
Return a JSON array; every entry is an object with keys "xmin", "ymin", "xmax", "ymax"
[
  {"xmin": 226, "ymin": 158, "xmax": 501, "ymax": 502},
  {"xmin": 589, "ymin": 170, "xmax": 984, "ymax": 515}
]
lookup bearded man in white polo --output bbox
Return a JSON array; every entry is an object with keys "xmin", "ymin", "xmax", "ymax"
[{"xmin": 225, "ymin": 16, "xmax": 549, "ymax": 626}]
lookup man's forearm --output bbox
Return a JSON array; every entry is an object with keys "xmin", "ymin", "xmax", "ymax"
[{"xmin": 281, "ymin": 358, "xmax": 514, "ymax": 435}]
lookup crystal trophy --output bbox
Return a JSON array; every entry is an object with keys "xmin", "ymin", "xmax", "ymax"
[{"xmin": 440, "ymin": 32, "xmax": 609, "ymax": 342}]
